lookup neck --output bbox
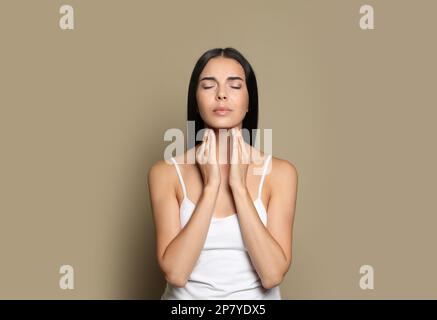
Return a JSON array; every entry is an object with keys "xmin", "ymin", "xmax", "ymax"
[{"xmin": 206, "ymin": 125, "xmax": 242, "ymax": 165}]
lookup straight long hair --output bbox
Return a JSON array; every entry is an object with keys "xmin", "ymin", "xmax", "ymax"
[{"xmin": 187, "ymin": 47, "xmax": 259, "ymax": 147}]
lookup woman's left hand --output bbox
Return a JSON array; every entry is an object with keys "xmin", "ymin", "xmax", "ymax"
[{"xmin": 229, "ymin": 127, "xmax": 250, "ymax": 190}]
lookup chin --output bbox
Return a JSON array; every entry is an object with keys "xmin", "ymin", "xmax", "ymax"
[
  {"xmin": 207, "ymin": 123, "xmax": 237, "ymax": 130},
  {"xmin": 205, "ymin": 118, "xmax": 243, "ymax": 130}
]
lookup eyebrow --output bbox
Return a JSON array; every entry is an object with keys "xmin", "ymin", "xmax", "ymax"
[{"xmin": 199, "ymin": 76, "xmax": 245, "ymax": 82}]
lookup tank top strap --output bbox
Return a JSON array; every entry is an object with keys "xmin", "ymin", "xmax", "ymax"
[
  {"xmin": 170, "ymin": 157, "xmax": 187, "ymax": 199},
  {"xmin": 257, "ymin": 154, "xmax": 272, "ymax": 200}
]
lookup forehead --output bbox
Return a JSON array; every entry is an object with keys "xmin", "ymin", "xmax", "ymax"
[{"xmin": 199, "ymin": 57, "xmax": 245, "ymax": 79}]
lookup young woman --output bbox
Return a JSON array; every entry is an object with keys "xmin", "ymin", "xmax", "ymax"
[{"xmin": 148, "ymin": 47, "xmax": 298, "ymax": 299}]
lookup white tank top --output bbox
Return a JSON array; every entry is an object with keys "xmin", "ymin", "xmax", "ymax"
[{"xmin": 161, "ymin": 153, "xmax": 281, "ymax": 300}]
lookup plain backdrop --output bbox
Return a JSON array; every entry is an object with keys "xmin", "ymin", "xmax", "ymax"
[{"xmin": 0, "ymin": 0, "xmax": 436, "ymax": 299}]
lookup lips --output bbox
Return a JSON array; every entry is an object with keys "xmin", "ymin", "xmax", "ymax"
[
  {"xmin": 213, "ymin": 106, "xmax": 232, "ymax": 116},
  {"xmin": 213, "ymin": 106, "xmax": 232, "ymax": 112}
]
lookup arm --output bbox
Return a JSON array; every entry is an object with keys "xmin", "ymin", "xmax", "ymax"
[
  {"xmin": 148, "ymin": 128, "xmax": 220, "ymax": 287},
  {"xmin": 231, "ymin": 159, "xmax": 298, "ymax": 289},
  {"xmin": 148, "ymin": 160, "xmax": 220, "ymax": 287}
]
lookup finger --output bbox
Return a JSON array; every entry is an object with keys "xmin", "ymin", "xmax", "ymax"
[
  {"xmin": 204, "ymin": 129, "xmax": 209, "ymax": 143},
  {"xmin": 202, "ymin": 129, "xmax": 208, "ymax": 143},
  {"xmin": 234, "ymin": 127, "xmax": 241, "ymax": 138},
  {"xmin": 197, "ymin": 141, "xmax": 206, "ymax": 164},
  {"xmin": 197, "ymin": 130, "xmax": 207, "ymax": 164},
  {"xmin": 204, "ymin": 130, "xmax": 210, "ymax": 160},
  {"xmin": 231, "ymin": 130, "xmax": 238, "ymax": 165},
  {"xmin": 208, "ymin": 130, "xmax": 217, "ymax": 164},
  {"xmin": 237, "ymin": 135, "xmax": 244, "ymax": 164},
  {"xmin": 230, "ymin": 127, "xmax": 236, "ymax": 138},
  {"xmin": 239, "ymin": 135, "xmax": 249, "ymax": 164},
  {"xmin": 238, "ymin": 135, "xmax": 242, "ymax": 163},
  {"xmin": 199, "ymin": 139, "xmax": 207, "ymax": 164}
]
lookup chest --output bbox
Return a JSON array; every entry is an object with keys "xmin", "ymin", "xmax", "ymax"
[{"xmin": 176, "ymin": 164, "xmax": 270, "ymax": 218}]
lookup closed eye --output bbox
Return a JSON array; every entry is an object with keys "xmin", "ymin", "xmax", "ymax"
[{"xmin": 201, "ymin": 85, "xmax": 241, "ymax": 89}]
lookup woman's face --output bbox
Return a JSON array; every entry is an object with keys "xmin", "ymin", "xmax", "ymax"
[{"xmin": 196, "ymin": 57, "xmax": 249, "ymax": 130}]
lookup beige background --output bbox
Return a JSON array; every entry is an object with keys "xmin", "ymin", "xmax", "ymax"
[{"xmin": 1, "ymin": 0, "xmax": 436, "ymax": 299}]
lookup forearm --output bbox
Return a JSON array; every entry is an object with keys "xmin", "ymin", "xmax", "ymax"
[
  {"xmin": 161, "ymin": 184, "xmax": 219, "ymax": 286},
  {"xmin": 231, "ymin": 186, "xmax": 288, "ymax": 288}
]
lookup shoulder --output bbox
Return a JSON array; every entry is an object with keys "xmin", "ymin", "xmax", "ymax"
[
  {"xmin": 270, "ymin": 156, "xmax": 298, "ymax": 186},
  {"xmin": 147, "ymin": 158, "xmax": 177, "ymax": 187}
]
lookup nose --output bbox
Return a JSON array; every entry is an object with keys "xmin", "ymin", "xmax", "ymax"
[{"xmin": 216, "ymin": 88, "xmax": 227, "ymax": 101}]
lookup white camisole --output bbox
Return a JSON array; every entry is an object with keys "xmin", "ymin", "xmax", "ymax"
[{"xmin": 161, "ymin": 153, "xmax": 281, "ymax": 300}]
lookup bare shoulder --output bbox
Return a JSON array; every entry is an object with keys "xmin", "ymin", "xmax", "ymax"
[
  {"xmin": 147, "ymin": 158, "xmax": 176, "ymax": 188},
  {"xmin": 270, "ymin": 156, "xmax": 298, "ymax": 185}
]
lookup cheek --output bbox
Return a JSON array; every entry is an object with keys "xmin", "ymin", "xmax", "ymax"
[
  {"xmin": 196, "ymin": 91, "xmax": 208, "ymax": 110},
  {"xmin": 232, "ymin": 90, "xmax": 249, "ymax": 111},
  {"xmin": 196, "ymin": 90, "xmax": 214, "ymax": 107}
]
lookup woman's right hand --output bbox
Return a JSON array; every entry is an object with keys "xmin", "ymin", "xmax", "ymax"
[{"xmin": 196, "ymin": 128, "xmax": 221, "ymax": 188}]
